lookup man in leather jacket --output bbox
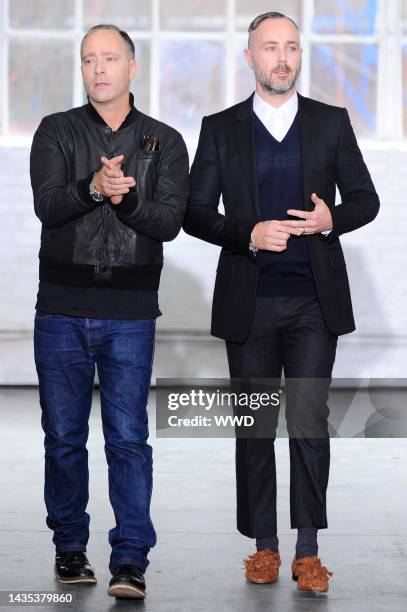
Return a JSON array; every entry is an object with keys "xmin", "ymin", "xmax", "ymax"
[{"xmin": 30, "ymin": 24, "xmax": 189, "ymax": 600}]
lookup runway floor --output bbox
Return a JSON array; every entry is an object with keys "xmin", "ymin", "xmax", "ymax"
[{"xmin": 0, "ymin": 387, "xmax": 406, "ymax": 612}]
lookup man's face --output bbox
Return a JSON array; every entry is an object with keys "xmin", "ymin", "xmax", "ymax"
[
  {"xmin": 245, "ymin": 18, "xmax": 302, "ymax": 95},
  {"xmin": 81, "ymin": 29, "xmax": 137, "ymax": 105}
]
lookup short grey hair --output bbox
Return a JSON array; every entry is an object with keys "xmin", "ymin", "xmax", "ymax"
[
  {"xmin": 248, "ymin": 11, "xmax": 299, "ymax": 48},
  {"xmin": 81, "ymin": 24, "xmax": 135, "ymax": 59}
]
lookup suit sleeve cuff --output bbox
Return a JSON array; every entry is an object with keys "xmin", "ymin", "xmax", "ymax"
[
  {"xmin": 235, "ymin": 220, "xmax": 257, "ymax": 254},
  {"xmin": 320, "ymin": 229, "xmax": 333, "ymax": 240}
]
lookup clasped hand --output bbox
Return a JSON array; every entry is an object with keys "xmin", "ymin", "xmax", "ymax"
[
  {"xmin": 93, "ymin": 155, "xmax": 136, "ymax": 205},
  {"xmin": 251, "ymin": 193, "xmax": 333, "ymax": 252}
]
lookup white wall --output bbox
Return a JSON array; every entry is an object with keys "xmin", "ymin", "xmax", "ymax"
[{"xmin": 0, "ymin": 144, "xmax": 406, "ymax": 382}]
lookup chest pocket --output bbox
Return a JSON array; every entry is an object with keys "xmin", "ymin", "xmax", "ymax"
[{"xmin": 135, "ymin": 151, "xmax": 161, "ymax": 201}]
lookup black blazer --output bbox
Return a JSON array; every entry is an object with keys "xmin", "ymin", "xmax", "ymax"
[{"xmin": 183, "ymin": 93, "xmax": 379, "ymax": 342}]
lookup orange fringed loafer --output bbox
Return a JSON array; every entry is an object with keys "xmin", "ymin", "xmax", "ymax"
[
  {"xmin": 244, "ymin": 550, "xmax": 281, "ymax": 584},
  {"xmin": 291, "ymin": 555, "xmax": 333, "ymax": 592}
]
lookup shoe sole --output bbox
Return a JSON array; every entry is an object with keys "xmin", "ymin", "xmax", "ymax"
[
  {"xmin": 107, "ymin": 584, "xmax": 146, "ymax": 599},
  {"xmin": 292, "ymin": 574, "xmax": 328, "ymax": 592},
  {"xmin": 246, "ymin": 576, "xmax": 279, "ymax": 584},
  {"xmin": 56, "ymin": 576, "xmax": 97, "ymax": 585}
]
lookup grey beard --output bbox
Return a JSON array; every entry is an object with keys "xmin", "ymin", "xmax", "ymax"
[
  {"xmin": 260, "ymin": 79, "xmax": 296, "ymax": 95},
  {"xmin": 254, "ymin": 64, "xmax": 301, "ymax": 96}
]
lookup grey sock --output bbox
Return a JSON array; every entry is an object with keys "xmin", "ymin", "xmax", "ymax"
[
  {"xmin": 256, "ymin": 535, "xmax": 279, "ymax": 552},
  {"xmin": 295, "ymin": 527, "xmax": 318, "ymax": 559}
]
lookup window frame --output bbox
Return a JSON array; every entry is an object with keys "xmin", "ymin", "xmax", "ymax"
[{"xmin": 0, "ymin": 0, "xmax": 406, "ymax": 149}]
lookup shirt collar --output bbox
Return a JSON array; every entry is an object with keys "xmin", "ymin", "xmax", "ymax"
[{"xmin": 253, "ymin": 90, "xmax": 298, "ymax": 122}]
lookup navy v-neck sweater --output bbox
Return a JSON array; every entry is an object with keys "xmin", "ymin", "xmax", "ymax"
[{"xmin": 254, "ymin": 112, "xmax": 315, "ymax": 297}]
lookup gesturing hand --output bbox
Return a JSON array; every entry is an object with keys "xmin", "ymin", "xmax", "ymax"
[
  {"xmin": 251, "ymin": 220, "xmax": 304, "ymax": 252},
  {"xmin": 280, "ymin": 193, "xmax": 333, "ymax": 235},
  {"xmin": 93, "ymin": 155, "xmax": 136, "ymax": 206}
]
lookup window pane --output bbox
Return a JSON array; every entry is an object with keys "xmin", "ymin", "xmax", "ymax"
[
  {"xmin": 236, "ymin": 0, "xmax": 302, "ymax": 32},
  {"xmin": 313, "ymin": 0, "xmax": 378, "ymax": 34},
  {"xmin": 310, "ymin": 43, "xmax": 377, "ymax": 138},
  {"xmin": 160, "ymin": 41, "xmax": 225, "ymax": 134},
  {"xmin": 9, "ymin": 40, "xmax": 73, "ymax": 133},
  {"xmin": 0, "ymin": 0, "xmax": 3, "ymax": 133},
  {"xmin": 403, "ymin": 2, "xmax": 407, "ymax": 35},
  {"xmin": 235, "ymin": 42, "xmax": 255, "ymax": 103},
  {"xmin": 403, "ymin": 46, "xmax": 407, "ymax": 137},
  {"xmin": 83, "ymin": 0, "xmax": 151, "ymax": 30},
  {"xmin": 130, "ymin": 40, "xmax": 150, "ymax": 113},
  {"xmin": 10, "ymin": 0, "xmax": 74, "ymax": 29},
  {"xmin": 9, "ymin": 0, "xmax": 74, "ymax": 30},
  {"xmin": 160, "ymin": 0, "xmax": 227, "ymax": 31}
]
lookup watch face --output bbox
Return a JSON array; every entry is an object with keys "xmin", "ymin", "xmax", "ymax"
[{"xmin": 91, "ymin": 192, "xmax": 104, "ymax": 203}]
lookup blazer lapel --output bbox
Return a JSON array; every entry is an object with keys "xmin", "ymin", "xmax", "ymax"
[
  {"xmin": 235, "ymin": 94, "xmax": 261, "ymax": 216},
  {"xmin": 298, "ymin": 94, "xmax": 319, "ymax": 212}
]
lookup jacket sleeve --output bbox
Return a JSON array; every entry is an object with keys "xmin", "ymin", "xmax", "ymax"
[
  {"xmin": 30, "ymin": 115, "xmax": 98, "ymax": 229},
  {"xmin": 115, "ymin": 131, "xmax": 189, "ymax": 242},
  {"xmin": 182, "ymin": 116, "xmax": 257, "ymax": 254},
  {"xmin": 331, "ymin": 108, "xmax": 380, "ymax": 236}
]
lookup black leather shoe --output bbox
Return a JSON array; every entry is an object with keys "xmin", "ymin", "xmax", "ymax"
[
  {"xmin": 54, "ymin": 552, "xmax": 97, "ymax": 584},
  {"xmin": 108, "ymin": 565, "xmax": 146, "ymax": 599}
]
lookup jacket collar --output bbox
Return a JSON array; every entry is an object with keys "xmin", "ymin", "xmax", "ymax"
[
  {"xmin": 85, "ymin": 92, "xmax": 139, "ymax": 129},
  {"xmin": 235, "ymin": 91, "xmax": 317, "ymax": 121}
]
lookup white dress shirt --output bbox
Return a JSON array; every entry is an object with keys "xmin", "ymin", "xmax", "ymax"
[{"xmin": 253, "ymin": 90, "xmax": 298, "ymax": 141}]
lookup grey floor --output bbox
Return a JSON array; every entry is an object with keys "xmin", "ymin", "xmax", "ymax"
[{"xmin": 1, "ymin": 387, "xmax": 407, "ymax": 612}]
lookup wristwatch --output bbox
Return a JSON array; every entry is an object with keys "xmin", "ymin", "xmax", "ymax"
[
  {"xmin": 249, "ymin": 240, "xmax": 259, "ymax": 256},
  {"xmin": 89, "ymin": 172, "xmax": 104, "ymax": 203}
]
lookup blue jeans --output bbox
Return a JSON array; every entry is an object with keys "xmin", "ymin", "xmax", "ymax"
[{"xmin": 34, "ymin": 311, "xmax": 156, "ymax": 574}]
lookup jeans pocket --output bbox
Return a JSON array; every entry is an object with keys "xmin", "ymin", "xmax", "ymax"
[{"xmin": 35, "ymin": 310, "xmax": 51, "ymax": 319}]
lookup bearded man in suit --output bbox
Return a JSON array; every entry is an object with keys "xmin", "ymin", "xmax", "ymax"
[{"xmin": 183, "ymin": 11, "xmax": 379, "ymax": 593}]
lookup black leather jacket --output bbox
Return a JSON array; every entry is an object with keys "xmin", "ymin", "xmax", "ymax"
[{"xmin": 30, "ymin": 95, "xmax": 189, "ymax": 291}]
